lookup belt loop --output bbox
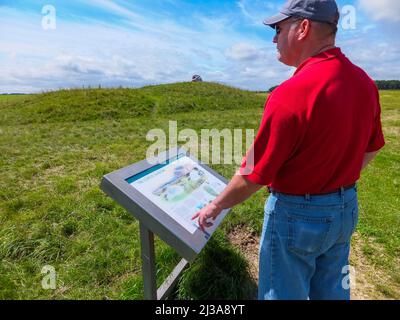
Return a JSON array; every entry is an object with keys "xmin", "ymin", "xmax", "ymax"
[{"xmin": 305, "ymin": 193, "xmax": 311, "ymax": 201}]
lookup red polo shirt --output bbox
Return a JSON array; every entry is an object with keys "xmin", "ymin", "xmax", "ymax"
[{"xmin": 240, "ymin": 47, "xmax": 385, "ymax": 194}]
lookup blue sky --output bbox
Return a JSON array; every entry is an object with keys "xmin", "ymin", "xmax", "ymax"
[{"xmin": 1, "ymin": 0, "xmax": 399, "ymax": 93}]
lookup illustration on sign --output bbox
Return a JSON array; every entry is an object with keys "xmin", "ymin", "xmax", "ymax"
[{"xmin": 128, "ymin": 156, "xmax": 226, "ymax": 234}]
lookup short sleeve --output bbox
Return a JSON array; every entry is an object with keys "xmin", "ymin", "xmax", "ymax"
[
  {"xmin": 366, "ymin": 88, "xmax": 385, "ymax": 152},
  {"xmin": 240, "ymin": 97, "xmax": 301, "ymax": 185}
]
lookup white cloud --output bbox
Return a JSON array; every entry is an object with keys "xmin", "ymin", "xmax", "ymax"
[
  {"xmin": 1, "ymin": 1, "xmax": 398, "ymax": 94},
  {"xmin": 194, "ymin": 15, "xmax": 232, "ymax": 32},
  {"xmin": 237, "ymin": 0, "xmax": 257, "ymax": 24},
  {"xmin": 223, "ymin": 41, "xmax": 293, "ymax": 89},
  {"xmin": 83, "ymin": 0, "xmax": 141, "ymax": 20},
  {"xmin": 362, "ymin": 24, "xmax": 377, "ymax": 33},
  {"xmin": 0, "ymin": 9, "xmax": 193, "ymax": 92},
  {"xmin": 358, "ymin": 0, "xmax": 400, "ymax": 22},
  {"xmin": 337, "ymin": 38, "xmax": 400, "ymax": 80},
  {"xmin": 225, "ymin": 43, "xmax": 264, "ymax": 61},
  {"xmin": 237, "ymin": 0, "xmax": 274, "ymax": 27},
  {"xmin": 0, "ymin": 4, "xmax": 292, "ymax": 93}
]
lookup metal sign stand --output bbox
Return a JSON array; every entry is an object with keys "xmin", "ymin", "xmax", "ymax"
[
  {"xmin": 101, "ymin": 149, "xmax": 230, "ymax": 300},
  {"xmin": 140, "ymin": 222, "xmax": 189, "ymax": 300}
]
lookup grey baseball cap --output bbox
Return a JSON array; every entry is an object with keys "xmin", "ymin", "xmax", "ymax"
[{"xmin": 263, "ymin": 0, "xmax": 339, "ymax": 29}]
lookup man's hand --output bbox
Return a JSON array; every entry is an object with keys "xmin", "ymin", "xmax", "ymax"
[
  {"xmin": 191, "ymin": 174, "xmax": 263, "ymax": 232},
  {"xmin": 191, "ymin": 202, "xmax": 223, "ymax": 232}
]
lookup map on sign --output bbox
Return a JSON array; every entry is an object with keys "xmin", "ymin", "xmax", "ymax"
[{"xmin": 128, "ymin": 156, "xmax": 226, "ymax": 234}]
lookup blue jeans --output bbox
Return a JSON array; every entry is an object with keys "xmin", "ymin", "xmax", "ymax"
[{"xmin": 258, "ymin": 186, "xmax": 359, "ymax": 300}]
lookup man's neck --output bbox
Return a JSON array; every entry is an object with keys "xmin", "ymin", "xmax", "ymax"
[{"xmin": 293, "ymin": 42, "xmax": 336, "ymax": 68}]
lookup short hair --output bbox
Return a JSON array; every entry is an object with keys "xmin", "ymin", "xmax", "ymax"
[
  {"xmin": 290, "ymin": 15, "xmax": 338, "ymax": 38},
  {"xmin": 324, "ymin": 22, "xmax": 338, "ymax": 36},
  {"xmin": 319, "ymin": 11, "xmax": 340, "ymax": 37},
  {"xmin": 314, "ymin": 20, "xmax": 338, "ymax": 37}
]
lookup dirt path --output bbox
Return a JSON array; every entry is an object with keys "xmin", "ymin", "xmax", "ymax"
[{"xmin": 227, "ymin": 225, "xmax": 390, "ymax": 300}]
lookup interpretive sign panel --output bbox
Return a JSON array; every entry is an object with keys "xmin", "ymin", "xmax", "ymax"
[{"xmin": 100, "ymin": 147, "xmax": 230, "ymax": 262}]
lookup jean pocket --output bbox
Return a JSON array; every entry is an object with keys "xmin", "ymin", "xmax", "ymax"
[{"xmin": 287, "ymin": 213, "xmax": 333, "ymax": 256}]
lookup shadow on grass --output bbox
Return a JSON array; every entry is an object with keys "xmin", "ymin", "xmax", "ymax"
[{"xmin": 175, "ymin": 232, "xmax": 258, "ymax": 300}]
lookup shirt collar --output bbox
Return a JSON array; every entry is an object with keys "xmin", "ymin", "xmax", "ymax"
[{"xmin": 294, "ymin": 47, "xmax": 343, "ymax": 76}]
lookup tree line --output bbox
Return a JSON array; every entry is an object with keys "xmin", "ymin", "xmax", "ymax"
[
  {"xmin": 267, "ymin": 80, "xmax": 400, "ymax": 93},
  {"xmin": 374, "ymin": 80, "xmax": 400, "ymax": 90}
]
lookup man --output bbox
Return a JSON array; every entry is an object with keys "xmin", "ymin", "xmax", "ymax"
[{"xmin": 192, "ymin": 0, "xmax": 385, "ymax": 300}]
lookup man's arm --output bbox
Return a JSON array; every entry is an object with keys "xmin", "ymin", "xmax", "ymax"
[
  {"xmin": 192, "ymin": 173, "xmax": 263, "ymax": 231},
  {"xmin": 361, "ymin": 151, "xmax": 379, "ymax": 171}
]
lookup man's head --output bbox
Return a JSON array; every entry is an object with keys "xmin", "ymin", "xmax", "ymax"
[{"xmin": 263, "ymin": 0, "xmax": 339, "ymax": 67}]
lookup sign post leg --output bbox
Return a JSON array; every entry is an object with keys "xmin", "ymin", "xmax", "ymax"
[
  {"xmin": 140, "ymin": 222, "xmax": 157, "ymax": 300},
  {"xmin": 139, "ymin": 222, "xmax": 189, "ymax": 300}
]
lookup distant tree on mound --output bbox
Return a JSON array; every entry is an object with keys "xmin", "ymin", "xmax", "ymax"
[
  {"xmin": 192, "ymin": 75, "xmax": 203, "ymax": 82},
  {"xmin": 268, "ymin": 85, "xmax": 279, "ymax": 93},
  {"xmin": 375, "ymin": 80, "xmax": 400, "ymax": 90}
]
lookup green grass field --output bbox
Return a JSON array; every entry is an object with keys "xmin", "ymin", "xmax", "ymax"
[
  {"xmin": 0, "ymin": 84, "xmax": 398, "ymax": 299},
  {"xmin": 0, "ymin": 94, "xmax": 33, "ymax": 102}
]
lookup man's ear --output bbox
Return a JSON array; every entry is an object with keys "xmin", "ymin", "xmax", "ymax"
[{"xmin": 297, "ymin": 19, "xmax": 311, "ymax": 40}]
